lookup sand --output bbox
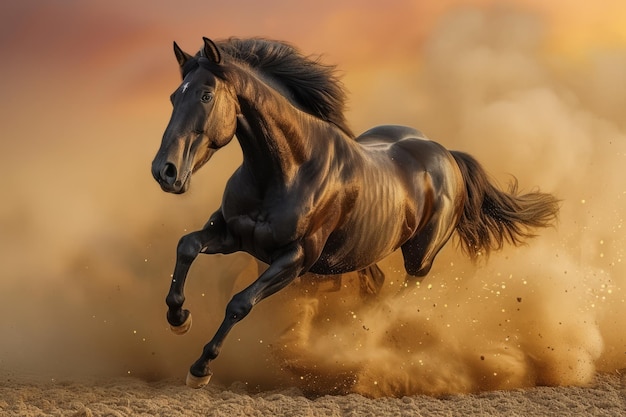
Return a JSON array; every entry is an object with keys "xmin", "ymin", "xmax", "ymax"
[{"xmin": 1, "ymin": 370, "xmax": 624, "ymax": 417}]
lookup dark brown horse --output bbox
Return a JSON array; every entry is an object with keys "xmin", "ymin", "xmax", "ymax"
[{"xmin": 151, "ymin": 37, "xmax": 559, "ymax": 387}]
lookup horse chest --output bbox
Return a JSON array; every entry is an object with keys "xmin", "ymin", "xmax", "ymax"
[
  {"xmin": 224, "ymin": 206, "xmax": 300, "ymax": 256},
  {"xmin": 224, "ymin": 176, "xmax": 307, "ymax": 254}
]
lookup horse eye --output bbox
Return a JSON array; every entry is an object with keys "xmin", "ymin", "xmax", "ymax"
[{"xmin": 201, "ymin": 92, "xmax": 213, "ymax": 103}]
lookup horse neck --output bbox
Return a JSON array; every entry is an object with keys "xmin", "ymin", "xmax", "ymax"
[{"xmin": 229, "ymin": 65, "xmax": 340, "ymax": 183}]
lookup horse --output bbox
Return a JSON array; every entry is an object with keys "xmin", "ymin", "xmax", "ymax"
[{"xmin": 151, "ymin": 37, "xmax": 559, "ymax": 388}]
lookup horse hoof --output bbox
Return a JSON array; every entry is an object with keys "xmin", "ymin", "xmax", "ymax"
[
  {"xmin": 170, "ymin": 313, "xmax": 192, "ymax": 335},
  {"xmin": 186, "ymin": 370, "xmax": 212, "ymax": 389}
]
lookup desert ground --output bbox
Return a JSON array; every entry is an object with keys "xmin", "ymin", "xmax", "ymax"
[{"xmin": 1, "ymin": 370, "xmax": 624, "ymax": 417}]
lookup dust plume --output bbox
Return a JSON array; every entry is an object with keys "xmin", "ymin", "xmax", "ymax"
[
  {"xmin": 264, "ymin": 8, "xmax": 626, "ymax": 397},
  {"xmin": 1, "ymin": 5, "xmax": 624, "ymax": 399}
]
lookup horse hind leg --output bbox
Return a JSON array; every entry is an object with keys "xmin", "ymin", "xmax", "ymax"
[
  {"xmin": 296, "ymin": 264, "xmax": 384, "ymax": 299},
  {"xmin": 358, "ymin": 263, "xmax": 385, "ymax": 299},
  {"xmin": 400, "ymin": 216, "xmax": 456, "ymax": 286}
]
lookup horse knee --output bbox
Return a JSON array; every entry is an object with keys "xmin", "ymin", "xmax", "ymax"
[{"xmin": 177, "ymin": 233, "xmax": 202, "ymax": 261}]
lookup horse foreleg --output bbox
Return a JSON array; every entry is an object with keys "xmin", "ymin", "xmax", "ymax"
[
  {"xmin": 165, "ymin": 210, "xmax": 238, "ymax": 334},
  {"xmin": 186, "ymin": 244, "xmax": 305, "ymax": 388}
]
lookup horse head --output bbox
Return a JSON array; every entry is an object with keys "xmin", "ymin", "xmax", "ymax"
[{"xmin": 152, "ymin": 38, "xmax": 238, "ymax": 194}]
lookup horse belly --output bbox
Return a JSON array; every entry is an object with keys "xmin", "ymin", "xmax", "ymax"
[
  {"xmin": 310, "ymin": 182, "xmax": 411, "ymax": 275},
  {"xmin": 310, "ymin": 219, "xmax": 404, "ymax": 274}
]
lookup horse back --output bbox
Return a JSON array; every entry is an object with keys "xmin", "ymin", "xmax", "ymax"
[
  {"xmin": 357, "ymin": 125, "xmax": 456, "ymax": 184},
  {"xmin": 356, "ymin": 125, "xmax": 427, "ymax": 146}
]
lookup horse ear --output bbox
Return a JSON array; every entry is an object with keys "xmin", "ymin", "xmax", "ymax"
[
  {"xmin": 173, "ymin": 41, "xmax": 192, "ymax": 68},
  {"xmin": 202, "ymin": 37, "xmax": 222, "ymax": 64}
]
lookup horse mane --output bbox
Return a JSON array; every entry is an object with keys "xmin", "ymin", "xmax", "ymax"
[{"xmin": 214, "ymin": 37, "xmax": 354, "ymax": 138}]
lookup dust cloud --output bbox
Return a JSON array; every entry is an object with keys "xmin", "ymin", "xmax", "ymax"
[
  {"xmin": 269, "ymin": 8, "xmax": 626, "ymax": 397},
  {"xmin": 1, "ymin": 6, "xmax": 624, "ymax": 398}
]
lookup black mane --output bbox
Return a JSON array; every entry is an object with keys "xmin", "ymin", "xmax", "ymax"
[{"xmin": 214, "ymin": 37, "xmax": 354, "ymax": 138}]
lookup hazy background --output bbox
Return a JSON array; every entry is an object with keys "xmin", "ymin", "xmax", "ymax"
[{"xmin": 1, "ymin": 0, "xmax": 625, "ymax": 396}]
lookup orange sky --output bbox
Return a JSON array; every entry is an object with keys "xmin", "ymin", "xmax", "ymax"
[
  {"xmin": 2, "ymin": 0, "xmax": 624, "ymax": 121},
  {"xmin": 2, "ymin": 1, "xmax": 625, "ymax": 69},
  {"xmin": 0, "ymin": 0, "xmax": 622, "ymax": 240},
  {"xmin": 0, "ymin": 2, "xmax": 621, "ymax": 138},
  {"xmin": 1, "ymin": 0, "xmax": 625, "ymax": 272}
]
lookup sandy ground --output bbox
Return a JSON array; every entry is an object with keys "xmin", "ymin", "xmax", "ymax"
[{"xmin": 1, "ymin": 371, "xmax": 624, "ymax": 417}]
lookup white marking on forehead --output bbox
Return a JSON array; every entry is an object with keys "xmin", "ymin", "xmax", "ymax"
[{"xmin": 181, "ymin": 82, "xmax": 190, "ymax": 93}]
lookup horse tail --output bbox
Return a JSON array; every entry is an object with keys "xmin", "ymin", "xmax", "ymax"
[{"xmin": 450, "ymin": 151, "xmax": 560, "ymax": 259}]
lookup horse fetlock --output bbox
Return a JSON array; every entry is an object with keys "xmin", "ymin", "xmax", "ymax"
[
  {"xmin": 165, "ymin": 293, "xmax": 186, "ymax": 310},
  {"xmin": 202, "ymin": 342, "xmax": 221, "ymax": 361}
]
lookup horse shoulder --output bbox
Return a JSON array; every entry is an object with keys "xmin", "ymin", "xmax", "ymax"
[{"xmin": 220, "ymin": 170, "xmax": 317, "ymax": 257}]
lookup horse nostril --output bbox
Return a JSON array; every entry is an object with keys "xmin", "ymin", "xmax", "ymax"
[{"xmin": 161, "ymin": 162, "xmax": 178, "ymax": 185}]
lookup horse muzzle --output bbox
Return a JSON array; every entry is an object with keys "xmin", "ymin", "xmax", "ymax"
[{"xmin": 152, "ymin": 160, "xmax": 190, "ymax": 194}]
